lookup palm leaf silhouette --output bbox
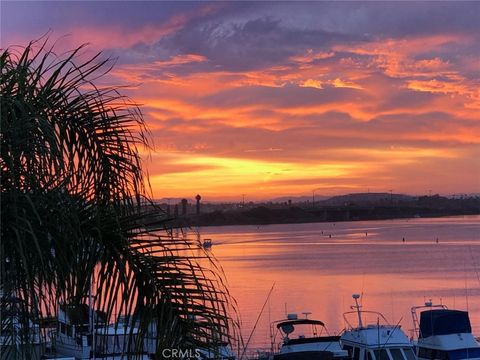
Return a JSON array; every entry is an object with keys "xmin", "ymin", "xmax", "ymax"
[{"xmin": 1, "ymin": 40, "xmax": 240, "ymax": 359}]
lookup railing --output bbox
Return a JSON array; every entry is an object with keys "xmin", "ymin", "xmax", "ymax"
[{"xmin": 343, "ymin": 310, "xmax": 390, "ymax": 329}]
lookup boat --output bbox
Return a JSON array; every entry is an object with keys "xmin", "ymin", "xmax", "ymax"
[
  {"xmin": 202, "ymin": 238, "xmax": 213, "ymax": 249},
  {"xmin": 340, "ymin": 294, "xmax": 416, "ymax": 360},
  {"xmin": 267, "ymin": 313, "xmax": 349, "ymax": 360},
  {"xmin": 54, "ymin": 303, "xmax": 149, "ymax": 359},
  {"xmin": 411, "ymin": 301, "xmax": 480, "ymax": 360},
  {"xmin": 0, "ymin": 293, "xmax": 45, "ymax": 360}
]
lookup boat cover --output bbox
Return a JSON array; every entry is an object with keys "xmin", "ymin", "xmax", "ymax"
[
  {"xmin": 276, "ymin": 319, "xmax": 325, "ymax": 329},
  {"xmin": 419, "ymin": 310, "xmax": 471, "ymax": 338}
]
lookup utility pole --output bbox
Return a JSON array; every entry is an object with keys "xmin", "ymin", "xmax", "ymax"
[{"xmin": 312, "ymin": 188, "xmax": 321, "ymax": 208}]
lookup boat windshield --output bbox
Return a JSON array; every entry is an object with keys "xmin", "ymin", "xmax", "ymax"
[
  {"xmin": 368, "ymin": 348, "xmax": 416, "ymax": 360},
  {"xmin": 277, "ymin": 320, "xmax": 326, "ymax": 339},
  {"xmin": 403, "ymin": 348, "xmax": 416, "ymax": 360}
]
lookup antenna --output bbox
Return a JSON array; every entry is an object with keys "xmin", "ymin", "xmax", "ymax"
[
  {"xmin": 269, "ymin": 293, "xmax": 273, "ymax": 353},
  {"xmin": 351, "ymin": 294, "xmax": 363, "ymax": 328},
  {"xmin": 302, "ymin": 311, "xmax": 312, "ymax": 319},
  {"xmin": 360, "ymin": 272, "xmax": 366, "ymax": 307},
  {"xmin": 464, "ymin": 261, "xmax": 470, "ymax": 311},
  {"xmin": 241, "ymin": 282, "xmax": 275, "ymax": 360}
]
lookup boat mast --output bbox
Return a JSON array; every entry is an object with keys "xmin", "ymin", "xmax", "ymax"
[{"xmin": 89, "ymin": 277, "xmax": 96, "ymax": 360}]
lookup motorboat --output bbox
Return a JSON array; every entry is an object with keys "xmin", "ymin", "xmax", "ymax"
[
  {"xmin": 268, "ymin": 313, "xmax": 349, "ymax": 360},
  {"xmin": 411, "ymin": 301, "xmax": 480, "ymax": 360},
  {"xmin": 340, "ymin": 294, "xmax": 417, "ymax": 360},
  {"xmin": 0, "ymin": 294, "xmax": 45, "ymax": 360},
  {"xmin": 54, "ymin": 303, "xmax": 149, "ymax": 359},
  {"xmin": 202, "ymin": 238, "xmax": 213, "ymax": 249}
]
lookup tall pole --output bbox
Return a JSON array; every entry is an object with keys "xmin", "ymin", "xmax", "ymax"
[
  {"xmin": 89, "ymin": 277, "xmax": 96, "ymax": 360},
  {"xmin": 352, "ymin": 294, "xmax": 363, "ymax": 328},
  {"xmin": 312, "ymin": 188, "xmax": 321, "ymax": 208}
]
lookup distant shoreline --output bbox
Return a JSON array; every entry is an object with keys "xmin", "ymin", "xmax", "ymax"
[
  {"xmin": 179, "ymin": 206, "xmax": 479, "ymax": 228},
  {"xmin": 160, "ymin": 194, "xmax": 480, "ymax": 229},
  {"xmin": 190, "ymin": 212, "xmax": 480, "ymax": 228}
]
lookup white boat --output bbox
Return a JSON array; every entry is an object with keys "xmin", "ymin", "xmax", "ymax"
[
  {"xmin": 267, "ymin": 313, "xmax": 349, "ymax": 360},
  {"xmin": 54, "ymin": 304, "xmax": 149, "ymax": 359},
  {"xmin": 411, "ymin": 301, "xmax": 480, "ymax": 360},
  {"xmin": 0, "ymin": 294, "xmax": 45, "ymax": 360},
  {"xmin": 340, "ymin": 294, "xmax": 417, "ymax": 360}
]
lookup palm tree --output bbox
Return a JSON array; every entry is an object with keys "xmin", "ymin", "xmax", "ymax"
[{"xmin": 1, "ymin": 40, "xmax": 239, "ymax": 359}]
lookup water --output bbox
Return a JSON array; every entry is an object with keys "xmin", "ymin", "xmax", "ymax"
[{"xmin": 198, "ymin": 215, "xmax": 480, "ymax": 350}]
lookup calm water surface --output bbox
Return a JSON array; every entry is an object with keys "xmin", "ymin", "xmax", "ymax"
[{"xmin": 197, "ymin": 215, "xmax": 480, "ymax": 349}]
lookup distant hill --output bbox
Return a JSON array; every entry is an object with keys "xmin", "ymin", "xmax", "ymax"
[
  {"xmin": 322, "ymin": 192, "xmax": 414, "ymax": 206},
  {"xmin": 269, "ymin": 195, "xmax": 330, "ymax": 203}
]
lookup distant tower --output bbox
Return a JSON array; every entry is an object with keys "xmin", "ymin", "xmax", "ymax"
[
  {"xmin": 195, "ymin": 194, "xmax": 201, "ymax": 215},
  {"xmin": 174, "ymin": 204, "xmax": 179, "ymax": 217},
  {"xmin": 181, "ymin": 199, "xmax": 188, "ymax": 216}
]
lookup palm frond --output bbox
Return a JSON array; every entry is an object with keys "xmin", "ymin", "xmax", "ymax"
[{"xmin": 1, "ymin": 40, "xmax": 240, "ymax": 358}]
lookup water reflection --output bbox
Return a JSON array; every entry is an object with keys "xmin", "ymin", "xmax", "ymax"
[{"xmin": 197, "ymin": 216, "xmax": 480, "ymax": 349}]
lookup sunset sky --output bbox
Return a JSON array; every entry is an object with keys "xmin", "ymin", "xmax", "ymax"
[{"xmin": 2, "ymin": 1, "xmax": 479, "ymax": 201}]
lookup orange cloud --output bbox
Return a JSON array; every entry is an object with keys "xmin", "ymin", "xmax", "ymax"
[{"xmin": 95, "ymin": 32, "xmax": 480, "ymax": 199}]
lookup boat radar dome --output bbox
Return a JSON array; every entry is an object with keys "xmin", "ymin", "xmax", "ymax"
[
  {"xmin": 425, "ymin": 299, "xmax": 433, "ymax": 307},
  {"xmin": 287, "ymin": 313, "xmax": 298, "ymax": 320},
  {"xmin": 352, "ymin": 294, "xmax": 361, "ymax": 300}
]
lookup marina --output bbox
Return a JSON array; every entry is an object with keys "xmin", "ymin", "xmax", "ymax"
[
  {"xmin": 199, "ymin": 215, "xmax": 480, "ymax": 351},
  {"xmin": 1, "ymin": 215, "xmax": 478, "ymax": 359}
]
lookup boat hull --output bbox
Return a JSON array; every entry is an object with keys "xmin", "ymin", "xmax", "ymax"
[{"xmin": 273, "ymin": 350, "xmax": 334, "ymax": 360}]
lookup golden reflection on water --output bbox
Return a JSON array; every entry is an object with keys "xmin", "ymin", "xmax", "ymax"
[{"xmin": 197, "ymin": 216, "xmax": 480, "ymax": 349}]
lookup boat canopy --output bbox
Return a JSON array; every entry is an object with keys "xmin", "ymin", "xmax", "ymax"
[
  {"xmin": 276, "ymin": 319, "xmax": 325, "ymax": 329},
  {"xmin": 419, "ymin": 310, "xmax": 471, "ymax": 338}
]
